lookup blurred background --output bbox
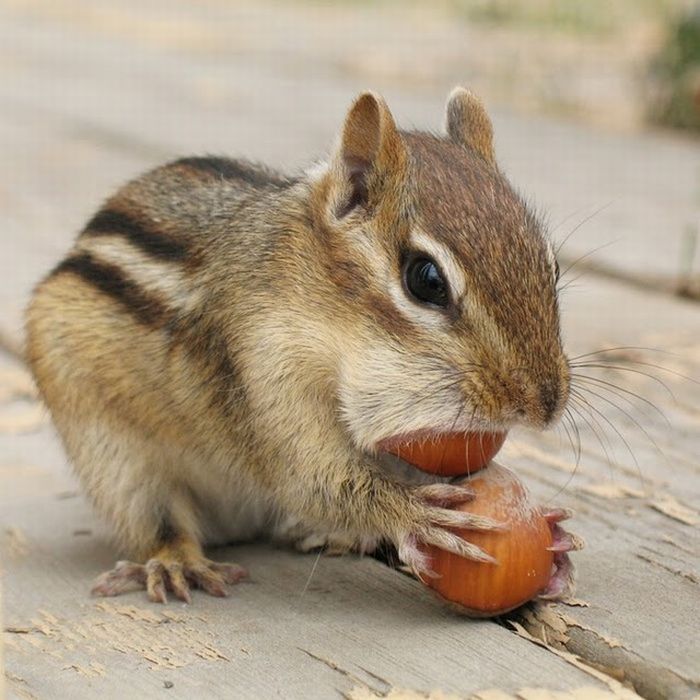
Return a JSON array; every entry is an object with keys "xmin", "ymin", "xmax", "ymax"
[
  {"xmin": 1, "ymin": 0, "xmax": 699, "ymax": 341},
  {"xmin": 2, "ymin": 6, "xmax": 700, "ymax": 698}
]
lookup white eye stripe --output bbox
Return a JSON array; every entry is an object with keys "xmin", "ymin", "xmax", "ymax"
[
  {"xmin": 409, "ymin": 229, "xmax": 466, "ymax": 301},
  {"xmin": 388, "ymin": 278, "xmax": 450, "ymax": 331}
]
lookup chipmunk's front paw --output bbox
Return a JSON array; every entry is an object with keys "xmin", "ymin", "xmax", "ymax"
[
  {"xmin": 395, "ymin": 483, "xmax": 503, "ymax": 579},
  {"xmin": 91, "ymin": 542, "xmax": 248, "ymax": 604}
]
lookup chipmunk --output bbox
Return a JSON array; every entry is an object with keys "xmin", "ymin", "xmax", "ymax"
[{"xmin": 25, "ymin": 88, "xmax": 576, "ymax": 604}]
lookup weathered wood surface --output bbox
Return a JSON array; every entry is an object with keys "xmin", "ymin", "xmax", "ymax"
[
  {"xmin": 1, "ymin": 2, "xmax": 699, "ymax": 699},
  {"xmin": 0, "ymin": 420, "xmax": 629, "ymax": 700}
]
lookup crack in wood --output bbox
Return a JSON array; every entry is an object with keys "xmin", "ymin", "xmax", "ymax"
[
  {"xmin": 298, "ymin": 647, "xmax": 386, "ymax": 695},
  {"xmin": 634, "ymin": 553, "xmax": 698, "ymax": 584},
  {"xmin": 513, "ymin": 606, "xmax": 700, "ymax": 700}
]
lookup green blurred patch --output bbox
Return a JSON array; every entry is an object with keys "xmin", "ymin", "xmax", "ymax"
[
  {"xmin": 450, "ymin": 0, "xmax": 678, "ymax": 37},
  {"xmin": 647, "ymin": 5, "xmax": 700, "ymax": 132}
]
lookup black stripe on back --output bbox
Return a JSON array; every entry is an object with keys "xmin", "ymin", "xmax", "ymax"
[
  {"xmin": 170, "ymin": 310, "xmax": 244, "ymax": 415},
  {"xmin": 82, "ymin": 209, "xmax": 189, "ymax": 261},
  {"xmin": 174, "ymin": 156, "xmax": 293, "ymax": 188},
  {"xmin": 51, "ymin": 253, "xmax": 170, "ymax": 327}
]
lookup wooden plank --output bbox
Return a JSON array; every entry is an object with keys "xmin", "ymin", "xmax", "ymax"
[{"xmin": 1, "ymin": 360, "xmax": 616, "ymax": 699}]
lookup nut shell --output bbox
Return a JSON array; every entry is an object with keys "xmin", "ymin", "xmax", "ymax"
[
  {"xmin": 423, "ymin": 462, "xmax": 553, "ymax": 616},
  {"xmin": 383, "ymin": 431, "xmax": 506, "ymax": 476}
]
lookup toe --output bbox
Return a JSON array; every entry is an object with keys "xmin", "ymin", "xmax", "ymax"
[
  {"xmin": 397, "ymin": 534, "xmax": 436, "ymax": 580},
  {"xmin": 295, "ymin": 533, "xmax": 328, "ymax": 553},
  {"xmin": 145, "ymin": 559, "xmax": 168, "ymax": 604},
  {"xmin": 547, "ymin": 524, "xmax": 585, "ymax": 552},
  {"xmin": 166, "ymin": 563, "xmax": 192, "ymax": 604},
  {"xmin": 542, "ymin": 507, "xmax": 574, "ymax": 524},
  {"xmin": 423, "ymin": 526, "xmax": 496, "ymax": 564},
  {"xmin": 415, "ymin": 483, "xmax": 475, "ymax": 507},
  {"xmin": 210, "ymin": 562, "xmax": 248, "ymax": 584},
  {"xmin": 91, "ymin": 561, "xmax": 146, "ymax": 597},
  {"xmin": 540, "ymin": 552, "xmax": 576, "ymax": 600},
  {"xmin": 187, "ymin": 566, "xmax": 229, "ymax": 597},
  {"xmin": 427, "ymin": 507, "xmax": 503, "ymax": 532}
]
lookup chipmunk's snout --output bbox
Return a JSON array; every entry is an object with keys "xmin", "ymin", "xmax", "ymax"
[
  {"xmin": 536, "ymin": 361, "xmax": 571, "ymax": 427},
  {"xmin": 500, "ymin": 363, "xmax": 569, "ymax": 429},
  {"xmin": 540, "ymin": 378, "xmax": 562, "ymax": 425}
]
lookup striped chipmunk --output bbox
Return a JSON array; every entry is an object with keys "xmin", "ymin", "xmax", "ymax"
[{"xmin": 26, "ymin": 88, "xmax": 575, "ymax": 603}]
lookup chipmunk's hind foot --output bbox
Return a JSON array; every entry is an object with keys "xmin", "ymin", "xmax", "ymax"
[{"xmin": 91, "ymin": 537, "xmax": 248, "ymax": 604}]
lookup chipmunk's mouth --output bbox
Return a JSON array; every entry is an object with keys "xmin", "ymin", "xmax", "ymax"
[{"xmin": 376, "ymin": 430, "xmax": 507, "ymax": 477}]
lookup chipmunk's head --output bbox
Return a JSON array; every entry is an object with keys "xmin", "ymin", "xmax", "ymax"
[{"xmin": 310, "ymin": 88, "xmax": 569, "ymax": 453}]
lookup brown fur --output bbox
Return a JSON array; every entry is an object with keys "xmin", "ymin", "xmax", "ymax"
[{"xmin": 25, "ymin": 88, "xmax": 569, "ymax": 600}]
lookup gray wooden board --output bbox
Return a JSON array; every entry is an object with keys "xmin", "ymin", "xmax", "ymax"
[
  {"xmin": 2, "ymin": 404, "xmax": 614, "ymax": 700},
  {"xmin": 1, "ymin": 0, "xmax": 699, "ymax": 292}
]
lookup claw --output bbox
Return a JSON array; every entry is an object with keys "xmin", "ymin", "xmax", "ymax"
[
  {"xmin": 540, "ymin": 552, "xmax": 576, "ymax": 600},
  {"xmin": 415, "ymin": 483, "xmax": 475, "ymax": 507},
  {"xmin": 91, "ymin": 560, "xmax": 146, "ymax": 597},
  {"xmin": 145, "ymin": 559, "xmax": 168, "ymax": 604},
  {"xmin": 423, "ymin": 527, "xmax": 496, "ymax": 564},
  {"xmin": 427, "ymin": 507, "xmax": 504, "ymax": 532},
  {"xmin": 542, "ymin": 507, "xmax": 573, "ymax": 524},
  {"xmin": 547, "ymin": 524, "xmax": 585, "ymax": 553}
]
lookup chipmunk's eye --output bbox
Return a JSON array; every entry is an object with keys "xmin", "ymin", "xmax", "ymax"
[
  {"xmin": 404, "ymin": 256, "xmax": 449, "ymax": 308},
  {"xmin": 554, "ymin": 258, "xmax": 561, "ymax": 284}
]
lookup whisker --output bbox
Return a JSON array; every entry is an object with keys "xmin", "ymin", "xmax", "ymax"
[
  {"xmin": 573, "ymin": 384, "xmax": 665, "ymax": 468},
  {"xmin": 568, "ymin": 391, "xmax": 618, "ymax": 472},
  {"xmin": 560, "ymin": 408, "xmax": 581, "ymax": 468},
  {"xmin": 441, "ymin": 401, "xmax": 465, "ymax": 468},
  {"xmin": 570, "ymin": 362, "xmax": 678, "ymax": 399},
  {"xmin": 558, "ymin": 238, "xmax": 620, "ymax": 281},
  {"xmin": 570, "ymin": 389, "xmax": 647, "ymax": 490},
  {"xmin": 569, "ymin": 346, "xmax": 675, "ymax": 362},
  {"xmin": 557, "ymin": 273, "xmax": 585, "ymax": 294},
  {"xmin": 543, "ymin": 410, "xmax": 585, "ymax": 503},
  {"xmin": 554, "ymin": 201, "xmax": 614, "ymax": 257},
  {"xmin": 571, "ymin": 373, "xmax": 670, "ymax": 426},
  {"xmin": 593, "ymin": 358, "xmax": 699, "ymax": 387},
  {"xmin": 565, "ymin": 407, "xmax": 583, "ymax": 467}
]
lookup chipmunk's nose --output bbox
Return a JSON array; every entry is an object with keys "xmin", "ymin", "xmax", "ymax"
[
  {"xmin": 540, "ymin": 379, "xmax": 561, "ymax": 425},
  {"xmin": 503, "ymin": 363, "xmax": 569, "ymax": 427},
  {"xmin": 539, "ymin": 361, "xmax": 571, "ymax": 426}
]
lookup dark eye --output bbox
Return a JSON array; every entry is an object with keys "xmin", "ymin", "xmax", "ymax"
[
  {"xmin": 554, "ymin": 258, "xmax": 561, "ymax": 283},
  {"xmin": 404, "ymin": 256, "xmax": 449, "ymax": 308}
]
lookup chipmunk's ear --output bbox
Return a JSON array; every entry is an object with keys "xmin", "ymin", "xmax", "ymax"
[
  {"xmin": 330, "ymin": 92, "xmax": 407, "ymax": 218},
  {"xmin": 445, "ymin": 87, "xmax": 495, "ymax": 164}
]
